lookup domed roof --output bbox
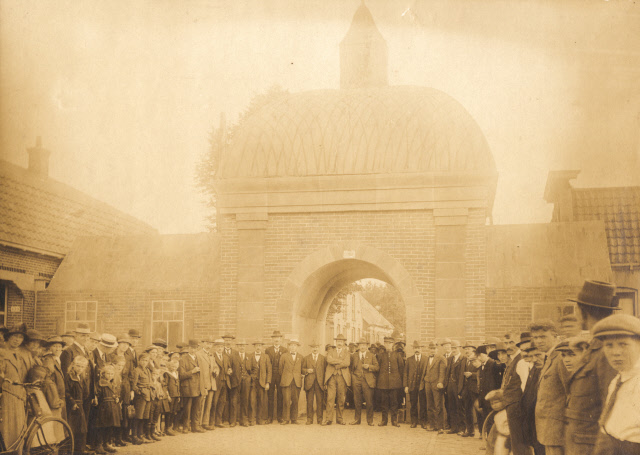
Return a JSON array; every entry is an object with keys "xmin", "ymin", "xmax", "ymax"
[{"xmin": 217, "ymin": 86, "xmax": 495, "ymax": 179}]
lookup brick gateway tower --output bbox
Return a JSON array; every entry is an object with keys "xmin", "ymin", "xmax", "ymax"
[{"xmin": 214, "ymin": 3, "xmax": 497, "ymax": 347}]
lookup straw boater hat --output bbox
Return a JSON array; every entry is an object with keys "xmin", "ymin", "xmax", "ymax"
[
  {"xmin": 213, "ymin": 338, "xmax": 225, "ymax": 346},
  {"xmin": 569, "ymin": 280, "xmax": 620, "ymax": 311},
  {"xmin": 592, "ymin": 314, "xmax": 640, "ymax": 339},
  {"xmin": 221, "ymin": 333, "xmax": 235, "ymax": 340},
  {"xmin": 288, "ymin": 338, "xmax": 301, "ymax": 346},
  {"xmin": 99, "ymin": 334, "xmax": 117, "ymax": 349}
]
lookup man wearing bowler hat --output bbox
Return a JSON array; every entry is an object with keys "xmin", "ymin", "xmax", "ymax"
[
  {"xmin": 351, "ymin": 337, "xmax": 379, "ymax": 426},
  {"xmin": 323, "ymin": 333, "xmax": 351, "ymax": 425},
  {"xmin": 265, "ymin": 330, "xmax": 288, "ymax": 423},
  {"xmin": 211, "ymin": 339, "xmax": 229, "ymax": 427},
  {"xmin": 60, "ymin": 322, "xmax": 91, "ymax": 375},
  {"xmin": 302, "ymin": 340, "xmax": 326, "ymax": 425},
  {"xmin": 403, "ymin": 340, "xmax": 426, "ymax": 428},
  {"xmin": 249, "ymin": 340, "xmax": 271, "ymax": 425},
  {"xmin": 178, "ymin": 339, "xmax": 204, "ymax": 433},
  {"xmin": 376, "ymin": 336, "xmax": 405, "ymax": 427},
  {"xmin": 444, "ymin": 340, "xmax": 465, "ymax": 434},
  {"xmin": 279, "ymin": 339, "xmax": 303, "ymax": 424},
  {"xmin": 565, "ymin": 280, "xmax": 620, "ymax": 455}
]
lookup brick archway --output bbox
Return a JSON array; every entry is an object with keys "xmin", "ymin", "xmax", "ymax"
[{"xmin": 276, "ymin": 242, "xmax": 423, "ymax": 347}]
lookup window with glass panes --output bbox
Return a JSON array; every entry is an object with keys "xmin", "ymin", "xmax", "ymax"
[
  {"xmin": 65, "ymin": 301, "xmax": 97, "ymax": 332},
  {"xmin": 152, "ymin": 300, "xmax": 184, "ymax": 348}
]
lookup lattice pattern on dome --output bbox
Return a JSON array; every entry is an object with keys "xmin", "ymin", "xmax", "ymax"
[
  {"xmin": 217, "ymin": 86, "xmax": 495, "ymax": 179},
  {"xmin": 572, "ymin": 187, "xmax": 640, "ymax": 265}
]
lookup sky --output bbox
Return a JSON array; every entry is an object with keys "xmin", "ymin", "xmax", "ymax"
[{"xmin": 1, "ymin": 0, "xmax": 639, "ymax": 234}]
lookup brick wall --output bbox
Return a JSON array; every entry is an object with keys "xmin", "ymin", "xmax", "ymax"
[
  {"xmin": 36, "ymin": 287, "xmax": 219, "ymax": 344},
  {"xmin": 484, "ymin": 285, "xmax": 581, "ymax": 337}
]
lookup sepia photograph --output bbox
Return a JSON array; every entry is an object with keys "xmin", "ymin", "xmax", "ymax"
[{"xmin": 1, "ymin": 0, "xmax": 639, "ymax": 454}]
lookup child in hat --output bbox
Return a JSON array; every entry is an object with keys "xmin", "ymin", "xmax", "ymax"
[
  {"xmin": 131, "ymin": 353, "xmax": 153, "ymax": 445},
  {"xmin": 163, "ymin": 360, "xmax": 180, "ymax": 435},
  {"xmin": 65, "ymin": 356, "xmax": 90, "ymax": 454},
  {"xmin": 591, "ymin": 314, "xmax": 640, "ymax": 454},
  {"xmin": 111, "ymin": 356, "xmax": 130, "ymax": 447}
]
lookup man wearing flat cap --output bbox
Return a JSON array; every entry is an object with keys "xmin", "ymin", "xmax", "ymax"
[
  {"xmin": 279, "ymin": 339, "xmax": 303, "ymax": 424},
  {"xmin": 376, "ymin": 336, "xmax": 405, "ymax": 427},
  {"xmin": 323, "ymin": 333, "xmax": 351, "ymax": 425},
  {"xmin": 404, "ymin": 340, "xmax": 427, "ymax": 428},
  {"xmin": 265, "ymin": 330, "xmax": 288, "ymax": 423},
  {"xmin": 565, "ymin": 280, "xmax": 620, "ymax": 455},
  {"xmin": 249, "ymin": 340, "xmax": 272, "ymax": 425},
  {"xmin": 351, "ymin": 337, "xmax": 379, "ymax": 426},
  {"xmin": 178, "ymin": 339, "xmax": 204, "ymax": 433},
  {"xmin": 302, "ymin": 341, "xmax": 326, "ymax": 424}
]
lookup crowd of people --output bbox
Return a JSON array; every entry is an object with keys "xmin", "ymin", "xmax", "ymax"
[{"xmin": 0, "ymin": 279, "xmax": 639, "ymax": 455}]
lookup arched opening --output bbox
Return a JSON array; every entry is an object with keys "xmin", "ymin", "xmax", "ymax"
[
  {"xmin": 277, "ymin": 243, "xmax": 423, "ymax": 348},
  {"xmin": 324, "ymin": 278, "xmax": 404, "ymax": 347}
]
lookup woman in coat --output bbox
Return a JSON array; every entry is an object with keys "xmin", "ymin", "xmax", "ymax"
[{"xmin": 1, "ymin": 325, "xmax": 29, "ymax": 450}]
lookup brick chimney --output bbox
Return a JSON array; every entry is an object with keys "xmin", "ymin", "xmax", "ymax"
[
  {"xmin": 544, "ymin": 170, "xmax": 580, "ymax": 222},
  {"xmin": 27, "ymin": 136, "xmax": 51, "ymax": 178}
]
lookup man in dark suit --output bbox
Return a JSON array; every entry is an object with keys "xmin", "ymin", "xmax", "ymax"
[
  {"xmin": 422, "ymin": 341, "xmax": 447, "ymax": 434},
  {"xmin": 404, "ymin": 340, "xmax": 427, "ymax": 428},
  {"xmin": 234, "ymin": 339, "xmax": 252, "ymax": 427},
  {"xmin": 459, "ymin": 344, "xmax": 479, "ymax": 437},
  {"xmin": 249, "ymin": 340, "xmax": 272, "ymax": 425},
  {"xmin": 376, "ymin": 336, "xmax": 405, "ymax": 427},
  {"xmin": 323, "ymin": 333, "xmax": 351, "ymax": 425},
  {"xmin": 178, "ymin": 339, "xmax": 204, "ymax": 433},
  {"xmin": 211, "ymin": 339, "xmax": 230, "ymax": 427},
  {"xmin": 302, "ymin": 341, "xmax": 325, "ymax": 425},
  {"xmin": 265, "ymin": 330, "xmax": 288, "ymax": 424},
  {"xmin": 476, "ymin": 344, "xmax": 501, "ymax": 435},
  {"xmin": 444, "ymin": 340, "xmax": 465, "ymax": 434},
  {"xmin": 220, "ymin": 334, "xmax": 240, "ymax": 426},
  {"xmin": 500, "ymin": 332, "xmax": 529, "ymax": 455},
  {"xmin": 60, "ymin": 323, "xmax": 91, "ymax": 376},
  {"xmin": 350, "ymin": 337, "xmax": 379, "ymax": 426},
  {"xmin": 279, "ymin": 339, "xmax": 303, "ymax": 424}
]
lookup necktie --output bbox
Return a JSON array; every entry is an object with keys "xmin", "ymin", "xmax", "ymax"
[
  {"xmin": 361, "ymin": 354, "xmax": 365, "ymax": 362},
  {"xmin": 256, "ymin": 355, "xmax": 260, "ymax": 362},
  {"xmin": 599, "ymin": 376, "xmax": 624, "ymax": 428},
  {"xmin": 241, "ymin": 353, "xmax": 244, "ymax": 361},
  {"xmin": 416, "ymin": 355, "xmax": 420, "ymax": 362},
  {"xmin": 313, "ymin": 355, "xmax": 317, "ymax": 362}
]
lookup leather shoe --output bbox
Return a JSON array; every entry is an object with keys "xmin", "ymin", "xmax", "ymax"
[
  {"xmin": 368, "ymin": 422, "xmax": 374, "ymax": 426},
  {"xmin": 321, "ymin": 421, "xmax": 332, "ymax": 426},
  {"xmin": 191, "ymin": 427, "xmax": 205, "ymax": 434},
  {"xmin": 378, "ymin": 422, "xmax": 387, "ymax": 426},
  {"xmin": 410, "ymin": 423, "xmax": 417, "ymax": 428},
  {"xmin": 280, "ymin": 421, "xmax": 289, "ymax": 425},
  {"xmin": 349, "ymin": 421, "xmax": 360, "ymax": 425},
  {"xmin": 392, "ymin": 422, "xmax": 400, "ymax": 427},
  {"xmin": 446, "ymin": 429, "xmax": 457, "ymax": 434},
  {"xmin": 215, "ymin": 424, "xmax": 226, "ymax": 428},
  {"xmin": 437, "ymin": 429, "xmax": 444, "ymax": 435},
  {"xmin": 337, "ymin": 421, "xmax": 345, "ymax": 425},
  {"xmin": 229, "ymin": 423, "xmax": 237, "ymax": 428}
]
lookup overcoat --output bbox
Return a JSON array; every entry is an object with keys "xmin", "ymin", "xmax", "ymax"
[
  {"xmin": 535, "ymin": 348, "xmax": 570, "ymax": 447},
  {"xmin": 178, "ymin": 353, "xmax": 201, "ymax": 397},
  {"xmin": 422, "ymin": 354, "xmax": 447, "ymax": 385},
  {"xmin": 248, "ymin": 353, "xmax": 272, "ymax": 388},
  {"xmin": 376, "ymin": 349, "xmax": 404, "ymax": 390},
  {"xmin": 403, "ymin": 354, "xmax": 426, "ymax": 391}
]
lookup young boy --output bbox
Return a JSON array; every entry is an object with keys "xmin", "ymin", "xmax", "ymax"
[{"xmin": 591, "ymin": 314, "xmax": 640, "ymax": 455}]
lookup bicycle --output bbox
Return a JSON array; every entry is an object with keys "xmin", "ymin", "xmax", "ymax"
[{"xmin": 0, "ymin": 379, "xmax": 74, "ymax": 455}]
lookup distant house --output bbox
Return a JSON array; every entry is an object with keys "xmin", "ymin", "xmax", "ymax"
[
  {"xmin": 545, "ymin": 170, "xmax": 639, "ymax": 316},
  {"xmin": 329, "ymin": 292, "xmax": 394, "ymax": 344},
  {"xmin": 0, "ymin": 139, "xmax": 156, "ymax": 328}
]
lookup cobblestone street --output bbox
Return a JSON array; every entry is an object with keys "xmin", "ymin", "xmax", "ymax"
[{"xmin": 119, "ymin": 410, "xmax": 484, "ymax": 455}]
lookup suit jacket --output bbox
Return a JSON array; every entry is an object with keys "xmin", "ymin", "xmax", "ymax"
[
  {"xmin": 324, "ymin": 348, "xmax": 351, "ymax": 386},
  {"xmin": 124, "ymin": 346, "xmax": 138, "ymax": 370},
  {"xmin": 248, "ymin": 353, "xmax": 272, "ymax": 388},
  {"xmin": 478, "ymin": 358, "xmax": 501, "ymax": 400},
  {"xmin": 501, "ymin": 352, "xmax": 523, "ymax": 406},
  {"xmin": 236, "ymin": 352, "xmax": 251, "ymax": 381},
  {"xmin": 445, "ymin": 353, "xmax": 465, "ymax": 393},
  {"xmin": 351, "ymin": 351, "xmax": 379, "ymax": 389},
  {"xmin": 265, "ymin": 345, "xmax": 288, "ymax": 383},
  {"xmin": 403, "ymin": 354, "xmax": 426, "ymax": 391},
  {"xmin": 279, "ymin": 352, "xmax": 303, "ymax": 388},
  {"xmin": 60, "ymin": 343, "xmax": 87, "ymax": 377},
  {"xmin": 422, "ymin": 354, "xmax": 447, "ymax": 385},
  {"xmin": 225, "ymin": 350, "xmax": 242, "ymax": 389},
  {"xmin": 196, "ymin": 350, "xmax": 213, "ymax": 394},
  {"xmin": 535, "ymin": 348, "xmax": 570, "ymax": 446},
  {"xmin": 178, "ymin": 353, "xmax": 201, "ymax": 397},
  {"xmin": 43, "ymin": 354, "xmax": 65, "ymax": 403},
  {"xmin": 376, "ymin": 350, "xmax": 404, "ymax": 390},
  {"xmin": 459, "ymin": 358, "xmax": 479, "ymax": 396},
  {"xmin": 302, "ymin": 353, "xmax": 326, "ymax": 390},
  {"xmin": 131, "ymin": 365, "xmax": 152, "ymax": 400},
  {"xmin": 212, "ymin": 352, "xmax": 231, "ymax": 390}
]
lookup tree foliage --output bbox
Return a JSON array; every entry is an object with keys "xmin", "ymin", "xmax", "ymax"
[
  {"xmin": 196, "ymin": 85, "xmax": 289, "ymax": 231},
  {"xmin": 360, "ymin": 280, "xmax": 405, "ymax": 335}
]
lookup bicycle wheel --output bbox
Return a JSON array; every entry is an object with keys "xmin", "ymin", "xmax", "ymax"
[
  {"xmin": 23, "ymin": 416, "xmax": 74, "ymax": 455},
  {"xmin": 482, "ymin": 410, "xmax": 496, "ymax": 441}
]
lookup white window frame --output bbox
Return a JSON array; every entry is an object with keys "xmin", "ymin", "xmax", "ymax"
[
  {"xmin": 65, "ymin": 301, "xmax": 98, "ymax": 332},
  {"xmin": 151, "ymin": 300, "xmax": 185, "ymax": 346}
]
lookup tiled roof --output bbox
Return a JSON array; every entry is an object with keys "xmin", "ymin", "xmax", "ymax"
[
  {"xmin": 572, "ymin": 187, "xmax": 640, "ymax": 265},
  {"xmin": 47, "ymin": 234, "xmax": 219, "ymax": 291},
  {"xmin": 0, "ymin": 160, "xmax": 156, "ymax": 256}
]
